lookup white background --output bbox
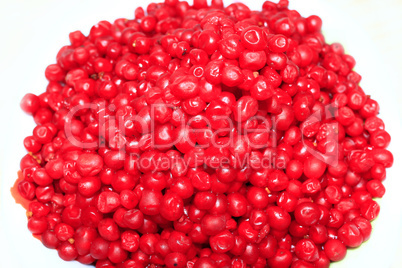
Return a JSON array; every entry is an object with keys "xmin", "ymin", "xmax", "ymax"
[{"xmin": 0, "ymin": 0, "xmax": 401, "ymax": 267}]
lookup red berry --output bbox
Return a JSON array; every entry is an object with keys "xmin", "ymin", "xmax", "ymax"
[
  {"xmin": 324, "ymin": 239, "xmax": 347, "ymax": 262},
  {"xmin": 295, "ymin": 239, "xmax": 319, "ymax": 262},
  {"xmin": 58, "ymin": 241, "xmax": 78, "ymax": 261},
  {"xmin": 294, "ymin": 202, "xmax": 321, "ymax": 226},
  {"xmin": 21, "ymin": 93, "xmax": 40, "ymax": 115}
]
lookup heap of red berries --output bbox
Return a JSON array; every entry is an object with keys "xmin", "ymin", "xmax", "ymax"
[{"xmin": 17, "ymin": 0, "xmax": 393, "ymax": 267}]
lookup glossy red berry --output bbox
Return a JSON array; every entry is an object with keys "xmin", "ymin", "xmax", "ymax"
[
  {"xmin": 324, "ymin": 239, "xmax": 347, "ymax": 262},
  {"xmin": 21, "ymin": 93, "xmax": 40, "ymax": 115},
  {"xmin": 295, "ymin": 239, "xmax": 319, "ymax": 262},
  {"xmin": 294, "ymin": 202, "xmax": 321, "ymax": 226}
]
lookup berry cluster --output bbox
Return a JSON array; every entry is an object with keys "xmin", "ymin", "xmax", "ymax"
[{"xmin": 17, "ymin": 0, "xmax": 393, "ymax": 267}]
